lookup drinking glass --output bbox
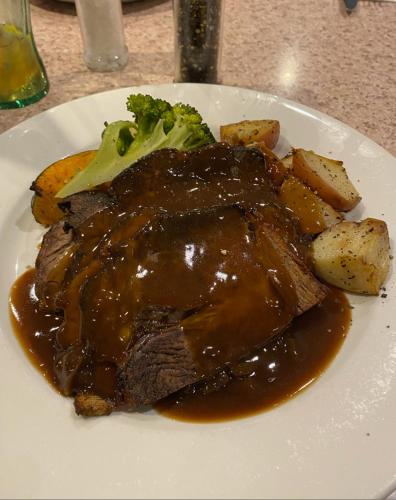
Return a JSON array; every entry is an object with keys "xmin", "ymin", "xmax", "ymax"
[{"xmin": 0, "ymin": 0, "xmax": 49, "ymax": 109}]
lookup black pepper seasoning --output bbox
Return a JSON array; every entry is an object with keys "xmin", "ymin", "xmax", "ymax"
[{"xmin": 174, "ymin": 0, "xmax": 223, "ymax": 83}]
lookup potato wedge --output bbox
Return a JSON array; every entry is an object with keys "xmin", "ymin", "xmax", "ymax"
[
  {"xmin": 279, "ymin": 176, "xmax": 343, "ymax": 234},
  {"xmin": 292, "ymin": 149, "xmax": 361, "ymax": 211},
  {"xmin": 312, "ymin": 218, "xmax": 390, "ymax": 295},
  {"xmin": 220, "ymin": 120, "xmax": 280, "ymax": 150},
  {"xmin": 31, "ymin": 150, "xmax": 96, "ymax": 226}
]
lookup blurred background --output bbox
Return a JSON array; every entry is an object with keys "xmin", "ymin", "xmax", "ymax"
[{"xmin": 0, "ymin": 0, "xmax": 395, "ymax": 155}]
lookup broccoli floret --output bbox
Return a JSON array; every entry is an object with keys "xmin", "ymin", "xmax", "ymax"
[
  {"xmin": 161, "ymin": 103, "xmax": 215, "ymax": 151},
  {"xmin": 57, "ymin": 94, "xmax": 215, "ymax": 198},
  {"xmin": 126, "ymin": 94, "xmax": 173, "ymax": 133}
]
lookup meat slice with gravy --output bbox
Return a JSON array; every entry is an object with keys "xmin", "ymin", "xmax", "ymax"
[{"xmin": 34, "ymin": 144, "xmax": 327, "ymax": 416}]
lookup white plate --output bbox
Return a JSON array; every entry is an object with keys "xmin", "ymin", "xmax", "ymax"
[{"xmin": 0, "ymin": 83, "xmax": 395, "ymax": 500}]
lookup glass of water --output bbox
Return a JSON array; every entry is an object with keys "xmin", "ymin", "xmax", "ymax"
[{"xmin": 0, "ymin": 0, "xmax": 49, "ymax": 109}]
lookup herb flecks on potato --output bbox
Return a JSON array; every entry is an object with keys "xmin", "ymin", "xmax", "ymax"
[
  {"xmin": 312, "ymin": 218, "xmax": 390, "ymax": 295},
  {"xmin": 220, "ymin": 120, "xmax": 280, "ymax": 150},
  {"xmin": 292, "ymin": 149, "xmax": 361, "ymax": 211}
]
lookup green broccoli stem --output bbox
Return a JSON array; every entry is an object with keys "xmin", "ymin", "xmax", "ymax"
[
  {"xmin": 161, "ymin": 116, "xmax": 194, "ymax": 150},
  {"xmin": 57, "ymin": 121, "xmax": 133, "ymax": 198},
  {"xmin": 57, "ymin": 119, "xmax": 169, "ymax": 198},
  {"xmin": 57, "ymin": 119, "xmax": 199, "ymax": 198}
]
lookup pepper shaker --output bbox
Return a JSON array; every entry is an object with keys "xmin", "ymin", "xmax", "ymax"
[
  {"xmin": 173, "ymin": 0, "xmax": 224, "ymax": 83},
  {"xmin": 75, "ymin": 0, "xmax": 128, "ymax": 72}
]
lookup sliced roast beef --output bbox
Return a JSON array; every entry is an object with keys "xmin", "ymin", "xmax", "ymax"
[
  {"xmin": 53, "ymin": 143, "xmax": 304, "ymax": 303},
  {"xmin": 110, "ymin": 144, "xmax": 299, "ymax": 245},
  {"xmin": 35, "ymin": 191, "xmax": 111, "ymax": 306},
  {"xmin": 33, "ymin": 144, "xmax": 327, "ymax": 416},
  {"xmin": 73, "ymin": 206, "xmax": 325, "ymax": 415},
  {"xmin": 35, "ymin": 221, "xmax": 74, "ymax": 304},
  {"xmin": 58, "ymin": 191, "xmax": 111, "ymax": 228},
  {"xmin": 118, "ymin": 306, "xmax": 197, "ymax": 410},
  {"xmin": 36, "ymin": 144, "xmax": 303, "ymax": 304}
]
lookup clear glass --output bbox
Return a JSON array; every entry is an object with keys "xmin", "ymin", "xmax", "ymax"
[
  {"xmin": 173, "ymin": 0, "xmax": 224, "ymax": 83},
  {"xmin": 0, "ymin": 0, "xmax": 49, "ymax": 109},
  {"xmin": 75, "ymin": 0, "xmax": 128, "ymax": 72}
]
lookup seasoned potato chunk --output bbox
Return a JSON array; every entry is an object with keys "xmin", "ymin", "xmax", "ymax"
[
  {"xmin": 279, "ymin": 176, "xmax": 343, "ymax": 234},
  {"xmin": 312, "ymin": 218, "xmax": 391, "ymax": 295},
  {"xmin": 220, "ymin": 120, "xmax": 280, "ymax": 150},
  {"xmin": 292, "ymin": 149, "xmax": 361, "ymax": 211}
]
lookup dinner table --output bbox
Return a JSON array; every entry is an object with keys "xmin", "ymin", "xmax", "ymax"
[
  {"xmin": 0, "ymin": 0, "xmax": 395, "ymax": 157},
  {"xmin": 0, "ymin": 1, "xmax": 395, "ymax": 499}
]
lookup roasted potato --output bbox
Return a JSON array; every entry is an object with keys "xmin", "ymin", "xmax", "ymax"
[
  {"xmin": 31, "ymin": 150, "xmax": 96, "ymax": 226},
  {"xmin": 220, "ymin": 120, "xmax": 280, "ymax": 150},
  {"xmin": 279, "ymin": 176, "xmax": 343, "ymax": 234},
  {"xmin": 292, "ymin": 149, "xmax": 361, "ymax": 211},
  {"xmin": 312, "ymin": 218, "xmax": 391, "ymax": 295}
]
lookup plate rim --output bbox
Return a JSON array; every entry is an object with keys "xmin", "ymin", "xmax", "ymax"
[
  {"xmin": 1, "ymin": 82, "xmax": 395, "ymax": 500},
  {"xmin": 2, "ymin": 82, "xmax": 395, "ymax": 163}
]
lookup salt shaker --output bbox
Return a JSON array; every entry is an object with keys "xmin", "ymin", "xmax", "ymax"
[
  {"xmin": 173, "ymin": 0, "xmax": 224, "ymax": 83},
  {"xmin": 75, "ymin": 0, "xmax": 128, "ymax": 72}
]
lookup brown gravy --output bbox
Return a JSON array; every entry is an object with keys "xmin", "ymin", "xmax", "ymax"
[
  {"xmin": 157, "ymin": 286, "xmax": 350, "ymax": 422},
  {"xmin": 9, "ymin": 268, "xmax": 351, "ymax": 422},
  {"xmin": 9, "ymin": 269, "xmax": 61, "ymax": 389}
]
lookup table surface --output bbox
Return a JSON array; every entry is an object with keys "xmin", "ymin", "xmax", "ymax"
[{"xmin": 0, "ymin": 0, "xmax": 395, "ymax": 156}]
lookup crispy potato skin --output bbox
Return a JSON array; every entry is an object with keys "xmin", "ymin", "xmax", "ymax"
[
  {"xmin": 279, "ymin": 176, "xmax": 343, "ymax": 234},
  {"xmin": 31, "ymin": 150, "xmax": 97, "ymax": 226},
  {"xmin": 292, "ymin": 149, "xmax": 361, "ymax": 211},
  {"xmin": 312, "ymin": 218, "xmax": 390, "ymax": 295},
  {"xmin": 220, "ymin": 120, "xmax": 280, "ymax": 150}
]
